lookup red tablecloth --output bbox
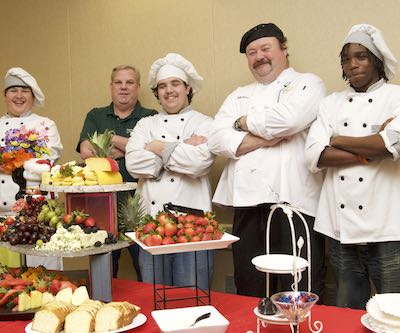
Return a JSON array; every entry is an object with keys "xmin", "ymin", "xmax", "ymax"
[{"xmin": 0, "ymin": 279, "xmax": 368, "ymax": 333}]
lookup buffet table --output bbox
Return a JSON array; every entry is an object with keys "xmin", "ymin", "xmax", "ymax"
[{"xmin": 0, "ymin": 279, "xmax": 368, "ymax": 333}]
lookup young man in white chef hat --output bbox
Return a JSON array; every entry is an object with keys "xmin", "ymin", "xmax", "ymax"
[
  {"xmin": 306, "ymin": 24, "xmax": 400, "ymax": 309},
  {"xmin": 125, "ymin": 53, "xmax": 215, "ymax": 289}
]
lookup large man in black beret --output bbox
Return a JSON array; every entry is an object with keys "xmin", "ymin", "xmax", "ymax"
[{"xmin": 209, "ymin": 23, "xmax": 327, "ymax": 299}]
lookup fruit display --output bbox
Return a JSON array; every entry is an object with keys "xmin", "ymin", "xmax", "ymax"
[
  {"xmin": 41, "ymin": 158, "xmax": 123, "ymax": 186},
  {"xmin": 0, "ymin": 196, "xmax": 62, "ymax": 245},
  {"xmin": 135, "ymin": 211, "xmax": 225, "ymax": 246},
  {"xmin": 0, "ymin": 194, "xmax": 117, "ymax": 250},
  {"xmin": 0, "ymin": 265, "xmax": 79, "ymax": 312}
]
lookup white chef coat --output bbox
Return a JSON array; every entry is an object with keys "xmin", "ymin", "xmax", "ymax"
[
  {"xmin": 125, "ymin": 106, "xmax": 214, "ymax": 216},
  {"xmin": 0, "ymin": 111, "xmax": 63, "ymax": 213},
  {"xmin": 209, "ymin": 68, "xmax": 326, "ymax": 216},
  {"xmin": 305, "ymin": 80, "xmax": 400, "ymax": 244}
]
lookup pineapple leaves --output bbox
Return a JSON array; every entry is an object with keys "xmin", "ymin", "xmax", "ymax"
[
  {"xmin": 118, "ymin": 192, "xmax": 147, "ymax": 239},
  {"xmin": 88, "ymin": 129, "xmax": 115, "ymax": 157}
]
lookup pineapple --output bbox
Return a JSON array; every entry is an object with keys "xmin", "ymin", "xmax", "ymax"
[
  {"xmin": 118, "ymin": 192, "xmax": 146, "ymax": 240},
  {"xmin": 88, "ymin": 129, "xmax": 115, "ymax": 157}
]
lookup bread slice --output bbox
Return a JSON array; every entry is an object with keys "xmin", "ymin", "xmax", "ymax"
[
  {"xmin": 64, "ymin": 300, "xmax": 103, "ymax": 333},
  {"xmin": 95, "ymin": 302, "xmax": 140, "ymax": 332},
  {"xmin": 32, "ymin": 300, "xmax": 75, "ymax": 333},
  {"xmin": 71, "ymin": 286, "xmax": 90, "ymax": 306},
  {"xmin": 56, "ymin": 287, "xmax": 73, "ymax": 304}
]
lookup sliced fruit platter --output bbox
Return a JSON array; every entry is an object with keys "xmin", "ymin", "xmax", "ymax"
[
  {"xmin": 0, "ymin": 265, "xmax": 83, "ymax": 314},
  {"xmin": 127, "ymin": 210, "xmax": 239, "ymax": 255}
]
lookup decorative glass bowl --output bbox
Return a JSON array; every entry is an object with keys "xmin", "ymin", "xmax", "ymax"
[{"xmin": 271, "ymin": 291, "xmax": 318, "ymax": 324}]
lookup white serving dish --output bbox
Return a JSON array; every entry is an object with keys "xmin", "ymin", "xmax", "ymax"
[
  {"xmin": 126, "ymin": 232, "xmax": 239, "ymax": 255},
  {"xmin": 251, "ymin": 254, "xmax": 309, "ymax": 274},
  {"xmin": 152, "ymin": 305, "xmax": 229, "ymax": 333}
]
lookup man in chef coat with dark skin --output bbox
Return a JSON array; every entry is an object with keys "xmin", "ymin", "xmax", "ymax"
[{"xmin": 306, "ymin": 24, "xmax": 400, "ymax": 309}]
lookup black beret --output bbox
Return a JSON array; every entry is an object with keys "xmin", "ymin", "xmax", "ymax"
[{"xmin": 240, "ymin": 23, "xmax": 285, "ymax": 53}]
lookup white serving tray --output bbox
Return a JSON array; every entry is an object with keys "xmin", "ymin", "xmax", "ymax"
[
  {"xmin": 126, "ymin": 232, "xmax": 239, "ymax": 255},
  {"xmin": 152, "ymin": 305, "xmax": 229, "ymax": 333}
]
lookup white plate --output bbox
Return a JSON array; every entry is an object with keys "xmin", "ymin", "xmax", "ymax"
[
  {"xmin": 251, "ymin": 254, "xmax": 309, "ymax": 274},
  {"xmin": 126, "ymin": 232, "xmax": 239, "ymax": 255},
  {"xmin": 25, "ymin": 312, "xmax": 147, "ymax": 333},
  {"xmin": 361, "ymin": 314, "xmax": 379, "ymax": 333},
  {"xmin": 152, "ymin": 305, "xmax": 229, "ymax": 332}
]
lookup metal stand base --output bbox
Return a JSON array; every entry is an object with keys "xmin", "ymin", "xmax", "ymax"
[{"xmin": 153, "ymin": 250, "xmax": 211, "ymax": 310}]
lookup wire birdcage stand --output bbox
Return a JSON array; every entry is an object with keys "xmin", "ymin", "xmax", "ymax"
[{"xmin": 253, "ymin": 203, "xmax": 323, "ymax": 333}]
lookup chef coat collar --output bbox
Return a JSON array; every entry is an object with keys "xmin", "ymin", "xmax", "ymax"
[
  {"xmin": 159, "ymin": 104, "xmax": 192, "ymax": 116},
  {"xmin": 348, "ymin": 78, "xmax": 385, "ymax": 94},
  {"xmin": 257, "ymin": 67, "xmax": 295, "ymax": 86},
  {"xmin": 5, "ymin": 110, "xmax": 33, "ymax": 118}
]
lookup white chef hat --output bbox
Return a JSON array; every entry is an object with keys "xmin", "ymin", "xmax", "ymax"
[
  {"xmin": 148, "ymin": 53, "xmax": 203, "ymax": 93},
  {"xmin": 342, "ymin": 24, "xmax": 397, "ymax": 80},
  {"xmin": 4, "ymin": 67, "xmax": 45, "ymax": 107}
]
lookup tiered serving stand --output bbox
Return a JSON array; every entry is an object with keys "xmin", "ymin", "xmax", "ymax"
[
  {"xmin": 0, "ymin": 183, "xmax": 136, "ymax": 302},
  {"xmin": 252, "ymin": 203, "xmax": 323, "ymax": 333}
]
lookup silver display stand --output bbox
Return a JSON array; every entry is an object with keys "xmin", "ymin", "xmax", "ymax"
[{"xmin": 252, "ymin": 203, "xmax": 323, "ymax": 333}]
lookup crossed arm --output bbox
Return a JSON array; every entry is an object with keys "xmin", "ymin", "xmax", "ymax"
[{"xmin": 317, "ymin": 119, "xmax": 393, "ymax": 168}]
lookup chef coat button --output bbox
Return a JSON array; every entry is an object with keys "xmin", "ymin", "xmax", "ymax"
[
  {"xmin": 340, "ymin": 204, "xmax": 345, "ymax": 209},
  {"xmin": 344, "ymin": 122, "xmax": 348, "ymax": 127},
  {"xmin": 340, "ymin": 176, "xmax": 344, "ymax": 181},
  {"xmin": 3, "ymin": 202, "xmax": 6, "ymax": 206},
  {"xmin": 162, "ymin": 135, "xmax": 166, "ymax": 138},
  {"xmin": 177, "ymin": 136, "xmax": 180, "ymax": 140},
  {"xmin": 349, "ymin": 98, "xmax": 353, "ymax": 102},
  {"xmin": 1, "ymin": 180, "xmax": 4, "ymax": 184},
  {"xmin": 358, "ymin": 205, "xmax": 363, "ymax": 210},
  {"xmin": 1, "ymin": 138, "xmax": 3, "ymax": 142},
  {"xmin": 180, "ymin": 118, "xmax": 184, "ymax": 121},
  {"xmin": 151, "ymin": 201, "xmax": 155, "ymax": 205},
  {"xmin": 363, "ymin": 123, "xmax": 367, "ymax": 128},
  {"xmin": 164, "ymin": 119, "xmax": 168, "ymax": 122},
  {"xmin": 359, "ymin": 177, "xmax": 363, "ymax": 182},
  {"xmin": 20, "ymin": 122, "xmax": 23, "ymax": 125},
  {"xmin": 170, "ymin": 178, "xmax": 174, "ymax": 182},
  {"xmin": 368, "ymin": 98, "xmax": 373, "ymax": 103},
  {"xmin": 5, "ymin": 122, "xmax": 8, "ymax": 125}
]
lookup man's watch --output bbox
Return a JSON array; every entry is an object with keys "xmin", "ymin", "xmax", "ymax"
[{"xmin": 233, "ymin": 117, "xmax": 244, "ymax": 131}]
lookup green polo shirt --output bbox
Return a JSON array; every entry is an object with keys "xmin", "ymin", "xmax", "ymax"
[{"xmin": 76, "ymin": 101, "xmax": 157, "ymax": 182}]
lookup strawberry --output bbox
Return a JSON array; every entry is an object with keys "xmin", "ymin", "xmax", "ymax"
[
  {"xmin": 63, "ymin": 214, "xmax": 73, "ymax": 224},
  {"xmin": 205, "ymin": 225, "xmax": 214, "ymax": 233},
  {"xmin": 49, "ymin": 279, "xmax": 62, "ymax": 294},
  {"xmin": 149, "ymin": 234, "xmax": 163, "ymax": 246},
  {"xmin": 155, "ymin": 226, "xmax": 165, "ymax": 236},
  {"xmin": 191, "ymin": 235, "xmax": 201, "ymax": 242},
  {"xmin": 36, "ymin": 279, "xmax": 48, "ymax": 293},
  {"xmin": 143, "ymin": 222, "xmax": 157, "ymax": 234},
  {"xmin": 184, "ymin": 215, "xmax": 196, "ymax": 223},
  {"xmin": 84, "ymin": 217, "xmax": 96, "ymax": 228},
  {"xmin": 162, "ymin": 236, "xmax": 175, "ymax": 245},
  {"xmin": 164, "ymin": 222, "xmax": 177, "ymax": 237},
  {"xmin": 177, "ymin": 235, "xmax": 189, "ymax": 243}
]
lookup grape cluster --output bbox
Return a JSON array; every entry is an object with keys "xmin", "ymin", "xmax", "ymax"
[
  {"xmin": 16, "ymin": 195, "xmax": 47, "ymax": 224},
  {"xmin": 37, "ymin": 199, "xmax": 65, "ymax": 227},
  {"xmin": 1, "ymin": 219, "xmax": 56, "ymax": 245}
]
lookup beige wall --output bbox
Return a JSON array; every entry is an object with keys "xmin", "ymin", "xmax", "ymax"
[{"xmin": 1, "ymin": 0, "xmax": 400, "ymax": 224}]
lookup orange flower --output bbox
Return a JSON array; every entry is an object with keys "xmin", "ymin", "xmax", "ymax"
[{"xmin": 1, "ymin": 149, "xmax": 34, "ymax": 173}]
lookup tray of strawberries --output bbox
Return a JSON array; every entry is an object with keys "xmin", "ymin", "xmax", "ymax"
[{"xmin": 126, "ymin": 207, "xmax": 239, "ymax": 255}]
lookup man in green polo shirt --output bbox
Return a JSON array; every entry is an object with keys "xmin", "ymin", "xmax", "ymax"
[{"xmin": 77, "ymin": 65, "xmax": 157, "ymax": 280}]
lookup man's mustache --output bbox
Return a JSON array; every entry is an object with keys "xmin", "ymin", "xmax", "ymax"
[{"xmin": 253, "ymin": 59, "xmax": 271, "ymax": 69}]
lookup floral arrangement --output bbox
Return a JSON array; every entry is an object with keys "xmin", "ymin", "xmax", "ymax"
[{"xmin": 0, "ymin": 126, "xmax": 50, "ymax": 173}]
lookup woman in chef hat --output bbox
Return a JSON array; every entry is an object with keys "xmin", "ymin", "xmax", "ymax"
[{"xmin": 0, "ymin": 67, "xmax": 63, "ymax": 268}]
